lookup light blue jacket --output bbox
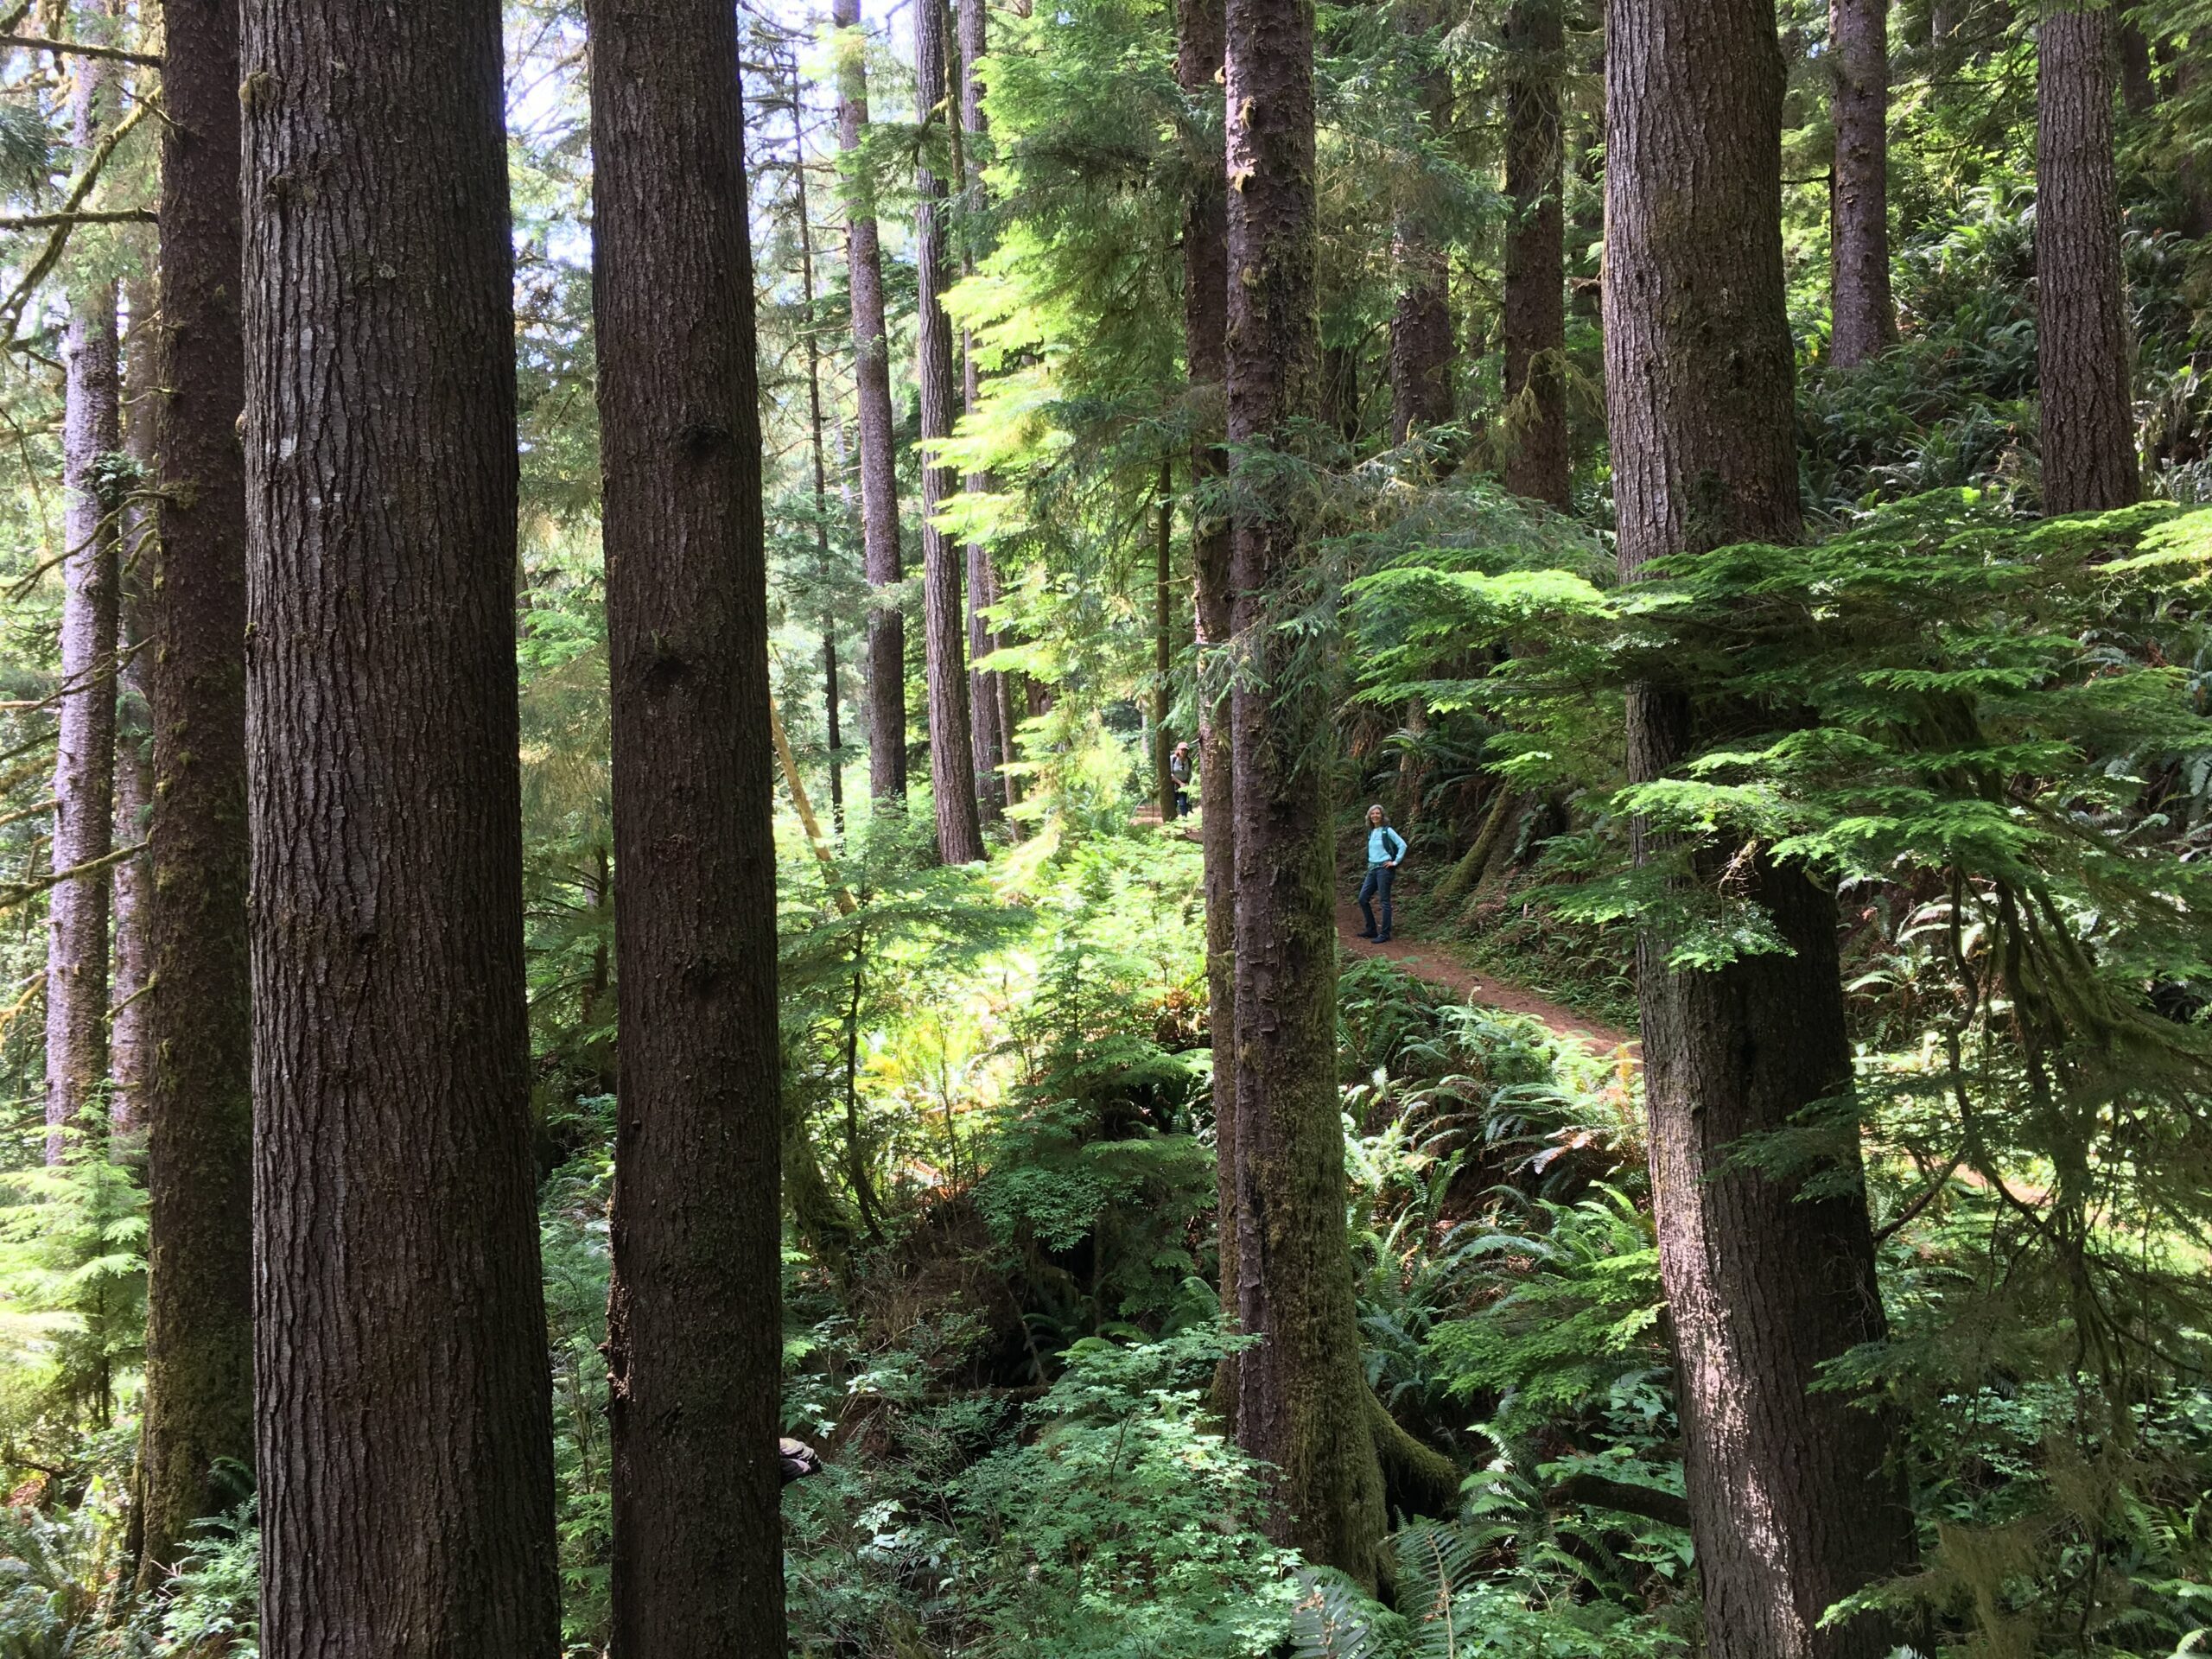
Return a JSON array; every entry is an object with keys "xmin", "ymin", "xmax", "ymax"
[{"xmin": 1367, "ymin": 824, "xmax": 1408, "ymax": 866}]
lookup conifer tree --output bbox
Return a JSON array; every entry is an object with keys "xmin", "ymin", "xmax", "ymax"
[
  {"xmin": 2037, "ymin": 0, "xmax": 2137, "ymax": 512},
  {"xmin": 1828, "ymin": 0, "xmax": 1897, "ymax": 366},
  {"xmin": 916, "ymin": 0, "xmax": 985, "ymax": 863},
  {"xmin": 1501, "ymin": 0, "xmax": 1568, "ymax": 505},
  {"xmin": 45, "ymin": 20, "xmax": 120, "ymax": 1166},
  {"xmin": 238, "ymin": 1, "xmax": 560, "ymax": 1648},
  {"xmin": 589, "ymin": 0, "xmax": 785, "ymax": 1649},
  {"xmin": 136, "ymin": 0, "xmax": 256, "ymax": 1587},
  {"xmin": 1605, "ymin": 0, "xmax": 1912, "ymax": 1652},
  {"xmin": 1224, "ymin": 0, "xmax": 1390, "ymax": 1588},
  {"xmin": 833, "ymin": 0, "xmax": 909, "ymax": 805}
]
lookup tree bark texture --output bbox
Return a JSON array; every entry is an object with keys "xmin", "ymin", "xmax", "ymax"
[
  {"xmin": 1224, "ymin": 0, "xmax": 1389, "ymax": 1589},
  {"xmin": 1502, "ymin": 0, "xmax": 1569, "ymax": 506},
  {"xmin": 1388, "ymin": 11, "xmax": 1453, "ymax": 447},
  {"xmin": 1178, "ymin": 0, "xmax": 1240, "ymax": 1421},
  {"xmin": 1828, "ymin": 0, "xmax": 1896, "ymax": 367},
  {"xmin": 2037, "ymin": 1, "xmax": 2137, "ymax": 514},
  {"xmin": 834, "ymin": 0, "xmax": 908, "ymax": 804},
  {"xmin": 916, "ymin": 0, "xmax": 983, "ymax": 863},
  {"xmin": 957, "ymin": 0, "xmax": 1007, "ymax": 820},
  {"xmin": 1605, "ymin": 3, "xmax": 1912, "ymax": 1656},
  {"xmin": 109, "ymin": 278, "xmax": 154, "ymax": 1141},
  {"xmin": 45, "ymin": 36, "xmax": 119, "ymax": 1165},
  {"xmin": 588, "ymin": 3, "xmax": 786, "ymax": 1650},
  {"xmin": 137, "ymin": 0, "xmax": 255, "ymax": 1591},
  {"xmin": 238, "ymin": 2, "xmax": 560, "ymax": 1650}
]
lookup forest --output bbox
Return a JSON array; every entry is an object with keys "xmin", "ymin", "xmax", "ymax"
[{"xmin": 0, "ymin": 0, "xmax": 2201, "ymax": 1653}]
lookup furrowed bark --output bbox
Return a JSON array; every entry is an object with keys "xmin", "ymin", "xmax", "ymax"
[
  {"xmin": 239, "ymin": 0, "xmax": 560, "ymax": 1649},
  {"xmin": 1502, "ymin": 0, "xmax": 1569, "ymax": 505},
  {"xmin": 916, "ymin": 0, "xmax": 983, "ymax": 863},
  {"xmin": 1828, "ymin": 0, "xmax": 1896, "ymax": 366},
  {"xmin": 135, "ymin": 0, "xmax": 255, "ymax": 1592},
  {"xmin": 833, "ymin": 0, "xmax": 908, "ymax": 804},
  {"xmin": 45, "ymin": 29, "xmax": 119, "ymax": 1166},
  {"xmin": 1605, "ymin": 3, "xmax": 1913, "ymax": 1655},
  {"xmin": 2037, "ymin": 1, "xmax": 2137, "ymax": 513},
  {"xmin": 589, "ymin": 1, "xmax": 786, "ymax": 1649},
  {"xmin": 1177, "ymin": 0, "xmax": 1238, "ymax": 1422},
  {"xmin": 1225, "ymin": 0, "xmax": 1389, "ymax": 1590},
  {"xmin": 1154, "ymin": 459, "xmax": 1173, "ymax": 821}
]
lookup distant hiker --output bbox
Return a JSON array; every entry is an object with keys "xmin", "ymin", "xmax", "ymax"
[
  {"xmin": 1167, "ymin": 741, "xmax": 1192, "ymax": 820},
  {"xmin": 1357, "ymin": 804, "xmax": 1407, "ymax": 943}
]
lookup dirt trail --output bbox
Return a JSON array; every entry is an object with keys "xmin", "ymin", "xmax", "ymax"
[{"xmin": 1335, "ymin": 900, "xmax": 1639, "ymax": 1062}]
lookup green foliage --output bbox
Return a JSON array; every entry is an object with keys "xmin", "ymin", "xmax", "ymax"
[{"xmin": 952, "ymin": 1329, "xmax": 1296, "ymax": 1659}]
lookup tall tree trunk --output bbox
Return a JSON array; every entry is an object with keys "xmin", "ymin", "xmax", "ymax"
[
  {"xmin": 1152, "ymin": 460, "xmax": 1173, "ymax": 819},
  {"xmin": 1224, "ymin": 0, "xmax": 1389, "ymax": 1589},
  {"xmin": 2037, "ymin": 1, "xmax": 2137, "ymax": 513},
  {"xmin": 1828, "ymin": 0, "xmax": 1896, "ymax": 366},
  {"xmin": 789, "ymin": 50, "xmax": 846, "ymax": 836},
  {"xmin": 45, "ymin": 35, "xmax": 119, "ymax": 1166},
  {"xmin": 1388, "ymin": 9, "xmax": 1453, "ymax": 448},
  {"xmin": 1502, "ymin": 0, "xmax": 1569, "ymax": 506},
  {"xmin": 239, "ymin": 2, "xmax": 561, "ymax": 1650},
  {"xmin": 957, "ymin": 0, "xmax": 1007, "ymax": 822},
  {"xmin": 589, "ymin": 3, "xmax": 785, "ymax": 1650},
  {"xmin": 1605, "ymin": 3, "xmax": 1912, "ymax": 1656},
  {"xmin": 834, "ymin": 0, "xmax": 908, "ymax": 804},
  {"xmin": 109, "ymin": 276, "xmax": 153, "ymax": 1141},
  {"xmin": 1178, "ymin": 0, "xmax": 1238, "ymax": 1422},
  {"xmin": 916, "ymin": 0, "xmax": 983, "ymax": 863},
  {"xmin": 135, "ymin": 0, "xmax": 254, "ymax": 1591}
]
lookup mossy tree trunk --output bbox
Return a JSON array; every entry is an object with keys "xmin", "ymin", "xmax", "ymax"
[
  {"xmin": 1224, "ymin": 0, "xmax": 1389, "ymax": 1590},
  {"xmin": 239, "ymin": 0, "xmax": 561, "ymax": 1648},
  {"xmin": 589, "ymin": 0, "xmax": 786, "ymax": 1648},
  {"xmin": 135, "ymin": 0, "xmax": 255, "ymax": 1588},
  {"xmin": 1177, "ymin": 0, "xmax": 1242, "ymax": 1421},
  {"xmin": 1604, "ymin": 3, "xmax": 1914, "ymax": 1656}
]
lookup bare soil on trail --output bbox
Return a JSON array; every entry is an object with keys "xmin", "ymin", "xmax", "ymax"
[{"xmin": 1335, "ymin": 899, "xmax": 1639, "ymax": 1062}]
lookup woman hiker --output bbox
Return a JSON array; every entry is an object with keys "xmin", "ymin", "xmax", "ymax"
[
  {"xmin": 1167, "ymin": 741, "xmax": 1192, "ymax": 820},
  {"xmin": 1357, "ymin": 804, "xmax": 1407, "ymax": 943}
]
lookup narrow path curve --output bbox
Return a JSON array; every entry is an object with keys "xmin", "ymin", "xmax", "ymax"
[{"xmin": 1334, "ymin": 899, "xmax": 1639, "ymax": 1062}]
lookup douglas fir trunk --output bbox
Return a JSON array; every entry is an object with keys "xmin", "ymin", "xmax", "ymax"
[
  {"xmin": 915, "ymin": 0, "xmax": 984, "ymax": 863},
  {"xmin": 1178, "ymin": 0, "xmax": 1241, "ymax": 1418},
  {"xmin": 2037, "ymin": 1, "xmax": 2137, "ymax": 512},
  {"xmin": 136, "ymin": 0, "xmax": 256, "ymax": 1577},
  {"xmin": 238, "ymin": 1, "xmax": 560, "ymax": 1649},
  {"xmin": 1828, "ymin": 0, "xmax": 1896, "ymax": 367},
  {"xmin": 1502, "ymin": 0, "xmax": 1569, "ymax": 505},
  {"xmin": 1224, "ymin": 0, "xmax": 1390, "ymax": 1588},
  {"xmin": 588, "ymin": 1, "xmax": 786, "ymax": 1650},
  {"xmin": 1604, "ymin": 2, "xmax": 1913, "ymax": 1655},
  {"xmin": 835, "ymin": 0, "xmax": 909, "ymax": 804}
]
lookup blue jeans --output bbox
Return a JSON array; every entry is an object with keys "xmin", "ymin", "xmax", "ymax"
[{"xmin": 1357, "ymin": 862, "xmax": 1395, "ymax": 938}]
